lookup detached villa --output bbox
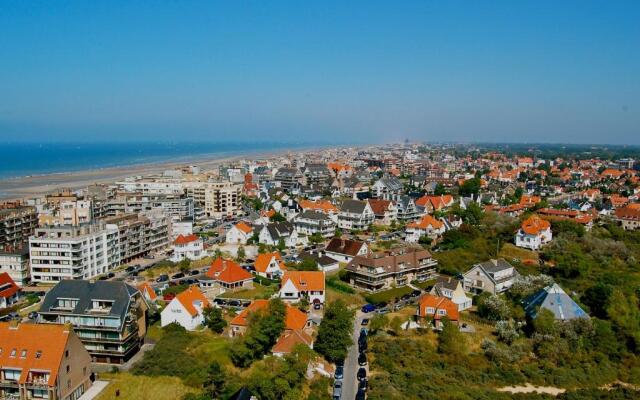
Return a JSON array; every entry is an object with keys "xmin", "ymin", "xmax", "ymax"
[
  {"xmin": 278, "ymin": 271, "xmax": 325, "ymax": 305},
  {"xmin": 463, "ymin": 259, "xmax": 519, "ymax": 295},
  {"xmin": 161, "ymin": 285, "xmax": 210, "ymax": 331},
  {"xmin": 515, "ymin": 215, "xmax": 552, "ymax": 250}
]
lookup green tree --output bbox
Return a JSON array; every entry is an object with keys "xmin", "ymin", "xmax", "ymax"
[
  {"xmin": 461, "ymin": 202, "xmax": 483, "ymax": 225},
  {"xmin": 203, "ymin": 306, "xmax": 227, "ymax": 334},
  {"xmin": 295, "ymin": 257, "xmax": 319, "ymax": 271},
  {"xmin": 531, "ymin": 308, "xmax": 557, "ymax": 336},
  {"xmin": 178, "ymin": 258, "xmax": 191, "ymax": 274},
  {"xmin": 434, "ymin": 183, "xmax": 446, "ymax": 196},
  {"xmin": 315, "ymin": 300, "xmax": 355, "ymax": 362},
  {"xmin": 309, "ymin": 233, "xmax": 324, "ymax": 245},
  {"xmin": 390, "ymin": 316, "xmax": 403, "ymax": 335},
  {"xmin": 236, "ymin": 245, "xmax": 246, "ymax": 262},
  {"xmin": 276, "ymin": 238, "xmax": 286, "ymax": 252},
  {"xmin": 369, "ymin": 314, "xmax": 389, "ymax": 334},
  {"xmin": 270, "ymin": 212, "xmax": 286, "ymax": 222},
  {"xmin": 203, "ymin": 361, "xmax": 226, "ymax": 399},
  {"xmin": 437, "ymin": 318, "xmax": 466, "ymax": 356},
  {"xmin": 459, "ymin": 177, "xmax": 481, "ymax": 197},
  {"xmin": 582, "ymin": 282, "xmax": 613, "ymax": 319}
]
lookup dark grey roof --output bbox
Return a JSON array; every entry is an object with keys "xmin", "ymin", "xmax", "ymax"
[
  {"xmin": 377, "ymin": 176, "xmax": 403, "ymax": 191},
  {"xmin": 340, "ymin": 199, "xmax": 367, "ymax": 214},
  {"xmin": 433, "ymin": 277, "xmax": 460, "ymax": 291},
  {"xmin": 296, "ymin": 210, "xmax": 332, "ymax": 221},
  {"xmin": 476, "ymin": 259, "xmax": 514, "ymax": 274},
  {"xmin": 40, "ymin": 280, "xmax": 138, "ymax": 323},
  {"xmin": 275, "ymin": 168, "xmax": 301, "ymax": 177},
  {"xmin": 299, "ymin": 251, "xmax": 337, "ymax": 267},
  {"xmin": 523, "ymin": 283, "xmax": 589, "ymax": 321},
  {"xmin": 229, "ymin": 387, "xmax": 255, "ymax": 400},
  {"xmin": 264, "ymin": 221, "xmax": 295, "ymax": 239}
]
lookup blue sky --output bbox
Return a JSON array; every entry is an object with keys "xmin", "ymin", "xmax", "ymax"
[{"xmin": 0, "ymin": 1, "xmax": 638, "ymax": 144}]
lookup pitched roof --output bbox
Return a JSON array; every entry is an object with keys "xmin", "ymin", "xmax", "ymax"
[
  {"xmin": 137, "ymin": 282, "xmax": 157, "ymax": 301},
  {"xmin": 0, "ymin": 272, "xmax": 20, "ymax": 299},
  {"xmin": 340, "ymin": 199, "xmax": 367, "ymax": 214},
  {"xmin": 521, "ymin": 215, "xmax": 551, "ymax": 235},
  {"xmin": 615, "ymin": 206, "xmax": 640, "ymax": 221},
  {"xmin": 523, "ymin": 283, "xmax": 589, "ymax": 321},
  {"xmin": 174, "ymin": 234, "xmax": 200, "ymax": 245},
  {"xmin": 0, "ymin": 322, "xmax": 75, "ymax": 385},
  {"xmin": 326, "ymin": 238, "xmax": 366, "ymax": 256},
  {"xmin": 205, "ymin": 258, "xmax": 253, "ymax": 283},
  {"xmin": 40, "ymin": 280, "xmax": 139, "ymax": 327},
  {"xmin": 281, "ymin": 271, "xmax": 325, "ymax": 292},
  {"xmin": 407, "ymin": 215, "xmax": 444, "ymax": 230},
  {"xmin": 417, "ymin": 294, "xmax": 459, "ymax": 321},
  {"xmin": 174, "ymin": 285, "xmax": 210, "ymax": 317},
  {"xmin": 254, "ymin": 252, "xmax": 286, "ymax": 273},
  {"xmin": 272, "ymin": 329, "xmax": 313, "ymax": 354},
  {"xmin": 234, "ymin": 222, "xmax": 253, "ymax": 234},
  {"xmin": 367, "ymin": 199, "xmax": 393, "ymax": 215},
  {"xmin": 230, "ymin": 299, "xmax": 308, "ymax": 330},
  {"xmin": 299, "ymin": 199, "xmax": 338, "ymax": 213}
]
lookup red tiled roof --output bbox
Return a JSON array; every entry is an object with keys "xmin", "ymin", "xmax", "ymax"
[
  {"xmin": 407, "ymin": 215, "xmax": 444, "ymax": 230},
  {"xmin": 254, "ymin": 252, "xmax": 286, "ymax": 273},
  {"xmin": 281, "ymin": 271, "xmax": 325, "ymax": 292},
  {"xmin": 230, "ymin": 299, "xmax": 308, "ymax": 330},
  {"xmin": 174, "ymin": 234, "xmax": 200, "ymax": 245},
  {"xmin": 417, "ymin": 294, "xmax": 459, "ymax": 321},
  {"xmin": 0, "ymin": 273, "xmax": 19, "ymax": 299},
  {"xmin": 521, "ymin": 215, "xmax": 551, "ymax": 235},
  {"xmin": 272, "ymin": 329, "xmax": 313, "ymax": 354},
  {"xmin": 137, "ymin": 282, "xmax": 157, "ymax": 301},
  {"xmin": 234, "ymin": 222, "xmax": 253, "ymax": 234},
  {"xmin": 175, "ymin": 286, "xmax": 210, "ymax": 317}
]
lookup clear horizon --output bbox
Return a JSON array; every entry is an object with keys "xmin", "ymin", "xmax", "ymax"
[{"xmin": 1, "ymin": 1, "xmax": 638, "ymax": 144}]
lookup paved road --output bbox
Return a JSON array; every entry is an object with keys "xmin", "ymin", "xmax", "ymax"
[{"xmin": 342, "ymin": 310, "xmax": 366, "ymax": 400}]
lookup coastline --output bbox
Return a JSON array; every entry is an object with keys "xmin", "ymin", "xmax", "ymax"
[{"xmin": 0, "ymin": 147, "xmax": 302, "ymax": 201}]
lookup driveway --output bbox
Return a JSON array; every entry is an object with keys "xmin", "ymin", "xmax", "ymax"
[{"xmin": 342, "ymin": 310, "xmax": 366, "ymax": 400}]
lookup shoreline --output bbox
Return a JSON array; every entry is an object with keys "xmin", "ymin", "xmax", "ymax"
[{"xmin": 0, "ymin": 146, "xmax": 308, "ymax": 201}]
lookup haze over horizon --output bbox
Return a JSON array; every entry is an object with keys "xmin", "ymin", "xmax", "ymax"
[{"xmin": 1, "ymin": 1, "xmax": 638, "ymax": 145}]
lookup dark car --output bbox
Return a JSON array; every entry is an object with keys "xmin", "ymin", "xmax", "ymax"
[
  {"xmin": 359, "ymin": 339, "xmax": 368, "ymax": 353},
  {"xmin": 358, "ymin": 353, "xmax": 368, "ymax": 366},
  {"xmin": 171, "ymin": 272, "xmax": 185, "ymax": 280},
  {"xmin": 375, "ymin": 301, "xmax": 388, "ymax": 309},
  {"xmin": 411, "ymin": 289, "xmax": 422, "ymax": 297},
  {"xmin": 357, "ymin": 367, "xmax": 367, "ymax": 381},
  {"xmin": 313, "ymin": 303, "xmax": 321, "ymax": 310},
  {"xmin": 178, "ymin": 279, "xmax": 186, "ymax": 285},
  {"xmin": 358, "ymin": 379, "xmax": 368, "ymax": 392},
  {"xmin": 361, "ymin": 303, "xmax": 376, "ymax": 313},
  {"xmin": 332, "ymin": 380, "xmax": 342, "ymax": 399},
  {"xmin": 156, "ymin": 274, "xmax": 169, "ymax": 283},
  {"xmin": 334, "ymin": 365, "xmax": 344, "ymax": 380},
  {"xmin": 356, "ymin": 388, "xmax": 366, "ymax": 400},
  {"xmin": 107, "ymin": 272, "xmax": 115, "ymax": 278},
  {"xmin": 28, "ymin": 311, "xmax": 38, "ymax": 320},
  {"xmin": 190, "ymin": 269, "xmax": 200, "ymax": 276},
  {"xmin": 125, "ymin": 266, "xmax": 136, "ymax": 272},
  {"xmin": 98, "ymin": 275, "xmax": 108, "ymax": 280},
  {"xmin": 401, "ymin": 293, "xmax": 412, "ymax": 301},
  {"xmin": 228, "ymin": 300, "xmax": 241, "ymax": 307},
  {"xmin": 214, "ymin": 298, "xmax": 227, "ymax": 305}
]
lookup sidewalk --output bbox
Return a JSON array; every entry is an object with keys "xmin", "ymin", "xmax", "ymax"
[{"xmin": 78, "ymin": 380, "xmax": 109, "ymax": 400}]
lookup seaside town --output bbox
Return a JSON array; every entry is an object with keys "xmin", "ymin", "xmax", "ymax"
[{"xmin": 1, "ymin": 143, "xmax": 640, "ymax": 399}]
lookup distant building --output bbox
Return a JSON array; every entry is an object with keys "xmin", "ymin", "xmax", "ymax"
[
  {"xmin": 293, "ymin": 210, "xmax": 336, "ymax": 238},
  {"xmin": 337, "ymin": 200, "xmax": 374, "ymax": 231},
  {"xmin": 0, "ymin": 246, "xmax": 30, "ymax": 287},
  {"xmin": 38, "ymin": 280, "xmax": 149, "ymax": 364},
  {"xmin": 229, "ymin": 299, "xmax": 310, "ymax": 337},
  {"xmin": 0, "ymin": 322, "xmax": 93, "ymax": 400},
  {"xmin": 171, "ymin": 234, "xmax": 205, "ymax": 262},
  {"xmin": 430, "ymin": 277, "xmax": 472, "ymax": 311},
  {"xmin": 0, "ymin": 202, "xmax": 38, "ymax": 248}
]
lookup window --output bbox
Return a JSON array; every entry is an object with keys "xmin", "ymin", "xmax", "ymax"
[
  {"xmin": 65, "ymin": 350, "xmax": 69, "ymax": 358},
  {"xmin": 35, "ymin": 350, "xmax": 42, "ymax": 359},
  {"xmin": 20, "ymin": 349, "xmax": 27, "ymax": 358},
  {"xmin": 66, "ymin": 365, "xmax": 70, "ymax": 373},
  {"xmin": 10, "ymin": 348, "xmax": 16, "ymax": 358}
]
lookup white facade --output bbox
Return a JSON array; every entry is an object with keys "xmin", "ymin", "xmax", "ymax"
[
  {"xmin": 160, "ymin": 297, "xmax": 206, "ymax": 331},
  {"xmin": 0, "ymin": 250, "xmax": 30, "ymax": 287},
  {"xmin": 226, "ymin": 225, "xmax": 252, "ymax": 244},
  {"xmin": 171, "ymin": 238, "xmax": 205, "ymax": 262},
  {"xmin": 29, "ymin": 224, "xmax": 120, "ymax": 283},
  {"xmin": 337, "ymin": 202, "xmax": 375, "ymax": 231},
  {"xmin": 279, "ymin": 279, "xmax": 325, "ymax": 304},
  {"xmin": 515, "ymin": 228, "xmax": 552, "ymax": 250}
]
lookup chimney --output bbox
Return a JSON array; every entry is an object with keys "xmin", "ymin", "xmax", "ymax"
[{"xmin": 63, "ymin": 322, "xmax": 73, "ymax": 333}]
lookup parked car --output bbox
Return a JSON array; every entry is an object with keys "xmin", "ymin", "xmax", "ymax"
[
  {"xmin": 358, "ymin": 379, "xmax": 368, "ymax": 392},
  {"xmin": 411, "ymin": 289, "xmax": 422, "ymax": 297},
  {"xmin": 356, "ymin": 388, "xmax": 366, "ymax": 400},
  {"xmin": 143, "ymin": 254, "xmax": 155, "ymax": 259},
  {"xmin": 214, "ymin": 298, "xmax": 227, "ymax": 305},
  {"xmin": 107, "ymin": 272, "xmax": 115, "ymax": 278},
  {"xmin": 361, "ymin": 318, "xmax": 370, "ymax": 326},
  {"xmin": 156, "ymin": 274, "xmax": 169, "ymax": 283},
  {"xmin": 228, "ymin": 300, "xmax": 241, "ymax": 307},
  {"xmin": 357, "ymin": 367, "xmax": 367, "ymax": 381},
  {"xmin": 125, "ymin": 266, "xmax": 136, "ymax": 272},
  {"xmin": 358, "ymin": 353, "xmax": 367, "ymax": 366},
  {"xmin": 332, "ymin": 380, "xmax": 342, "ymax": 399},
  {"xmin": 361, "ymin": 303, "xmax": 376, "ymax": 313},
  {"xmin": 190, "ymin": 269, "xmax": 200, "ymax": 276},
  {"xmin": 359, "ymin": 340, "xmax": 368, "ymax": 353},
  {"xmin": 376, "ymin": 307, "xmax": 390, "ymax": 314},
  {"xmin": 401, "ymin": 293, "xmax": 412, "ymax": 301},
  {"xmin": 313, "ymin": 303, "xmax": 321, "ymax": 310},
  {"xmin": 8, "ymin": 312, "xmax": 20, "ymax": 320},
  {"xmin": 28, "ymin": 312, "xmax": 38, "ymax": 320},
  {"xmin": 334, "ymin": 365, "xmax": 344, "ymax": 380}
]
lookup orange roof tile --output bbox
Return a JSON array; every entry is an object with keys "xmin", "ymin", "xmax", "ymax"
[
  {"xmin": 137, "ymin": 282, "xmax": 157, "ymax": 301},
  {"xmin": 281, "ymin": 271, "xmax": 325, "ymax": 292},
  {"xmin": 234, "ymin": 221, "xmax": 253, "ymax": 234},
  {"xmin": 230, "ymin": 299, "xmax": 308, "ymax": 330},
  {"xmin": 0, "ymin": 322, "xmax": 74, "ymax": 386},
  {"xmin": 175, "ymin": 286, "xmax": 210, "ymax": 317},
  {"xmin": 254, "ymin": 252, "xmax": 286, "ymax": 273},
  {"xmin": 0, "ymin": 273, "xmax": 20, "ymax": 299},
  {"xmin": 299, "ymin": 199, "xmax": 338, "ymax": 213},
  {"xmin": 417, "ymin": 294, "xmax": 459, "ymax": 321},
  {"xmin": 174, "ymin": 234, "xmax": 200, "ymax": 245},
  {"xmin": 272, "ymin": 330, "xmax": 313, "ymax": 354},
  {"xmin": 521, "ymin": 215, "xmax": 551, "ymax": 235},
  {"xmin": 407, "ymin": 215, "xmax": 444, "ymax": 230}
]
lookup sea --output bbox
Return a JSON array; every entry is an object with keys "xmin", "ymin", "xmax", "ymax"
[{"xmin": 0, "ymin": 142, "xmax": 309, "ymax": 180}]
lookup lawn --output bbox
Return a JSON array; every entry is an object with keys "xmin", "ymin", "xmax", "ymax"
[
  {"xmin": 218, "ymin": 284, "xmax": 276, "ymax": 299},
  {"xmin": 188, "ymin": 330, "xmax": 233, "ymax": 368},
  {"xmin": 498, "ymin": 243, "xmax": 539, "ymax": 263},
  {"xmin": 363, "ymin": 286, "xmax": 413, "ymax": 305},
  {"xmin": 96, "ymin": 372, "xmax": 199, "ymax": 400},
  {"xmin": 326, "ymin": 286, "xmax": 364, "ymax": 305}
]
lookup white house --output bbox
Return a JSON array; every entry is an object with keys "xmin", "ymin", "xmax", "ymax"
[
  {"xmin": 279, "ymin": 271, "xmax": 326, "ymax": 305},
  {"xmin": 258, "ymin": 221, "xmax": 301, "ymax": 248},
  {"xmin": 325, "ymin": 238, "xmax": 369, "ymax": 263},
  {"xmin": 171, "ymin": 234, "xmax": 205, "ymax": 262},
  {"xmin": 337, "ymin": 200, "xmax": 374, "ymax": 231},
  {"xmin": 515, "ymin": 215, "xmax": 552, "ymax": 250},
  {"xmin": 463, "ymin": 259, "xmax": 519, "ymax": 295},
  {"xmin": 254, "ymin": 252, "xmax": 287, "ymax": 279},
  {"xmin": 405, "ymin": 215, "xmax": 446, "ymax": 242},
  {"xmin": 0, "ymin": 272, "xmax": 20, "ymax": 309},
  {"xmin": 160, "ymin": 286, "xmax": 210, "ymax": 331},
  {"xmin": 225, "ymin": 222, "xmax": 254, "ymax": 245},
  {"xmin": 430, "ymin": 277, "xmax": 472, "ymax": 311}
]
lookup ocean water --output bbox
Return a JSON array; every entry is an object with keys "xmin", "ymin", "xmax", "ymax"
[{"xmin": 0, "ymin": 142, "xmax": 303, "ymax": 180}]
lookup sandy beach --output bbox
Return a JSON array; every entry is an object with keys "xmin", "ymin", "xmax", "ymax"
[{"xmin": 0, "ymin": 148, "xmax": 296, "ymax": 201}]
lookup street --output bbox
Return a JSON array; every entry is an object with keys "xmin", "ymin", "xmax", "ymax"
[{"xmin": 342, "ymin": 310, "xmax": 366, "ymax": 400}]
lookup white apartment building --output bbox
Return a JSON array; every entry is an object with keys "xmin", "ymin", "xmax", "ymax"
[
  {"xmin": 0, "ymin": 247, "xmax": 30, "ymax": 286},
  {"xmin": 115, "ymin": 177, "xmax": 183, "ymax": 195},
  {"xmin": 59, "ymin": 200, "xmax": 93, "ymax": 225},
  {"xmin": 185, "ymin": 181, "xmax": 242, "ymax": 219},
  {"xmin": 29, "ymin": 223, "xmax": 120, "ymax": 282}
]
